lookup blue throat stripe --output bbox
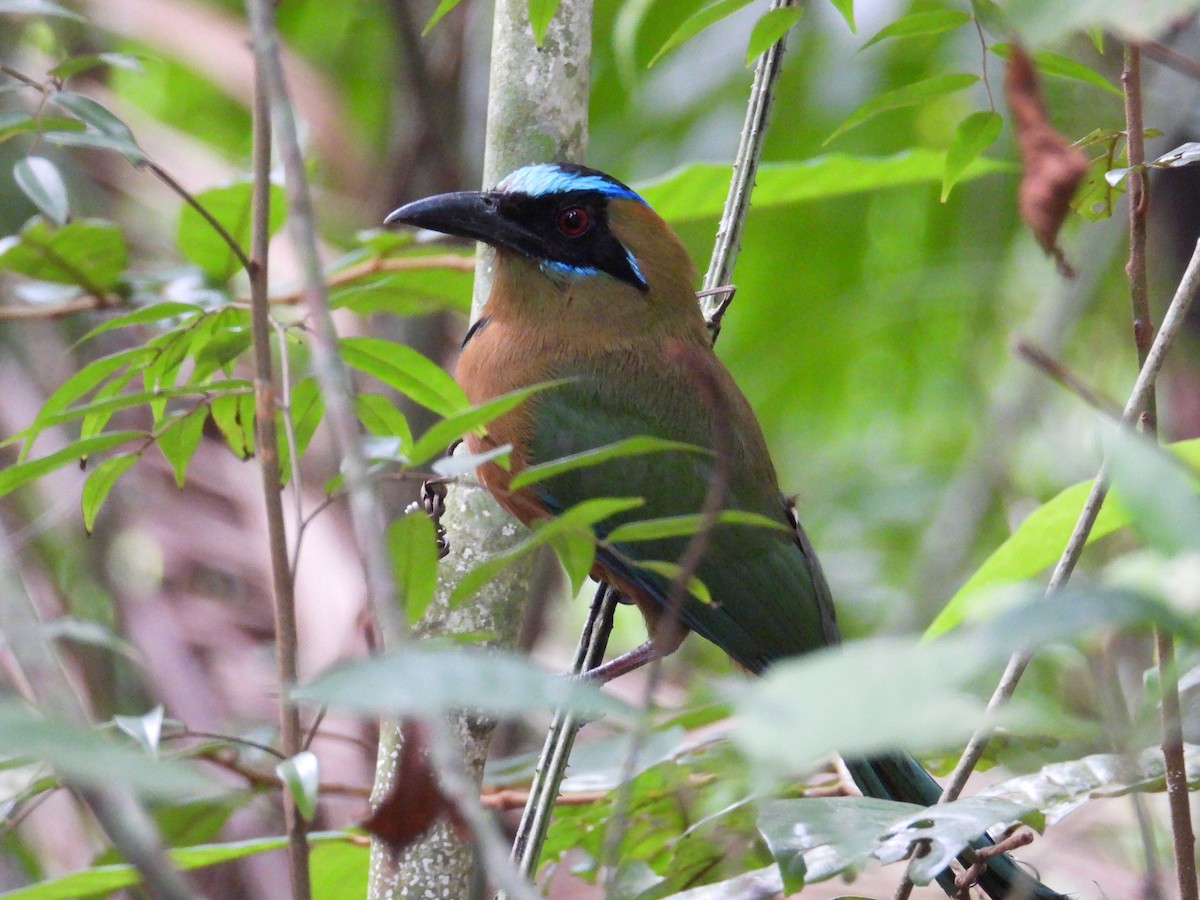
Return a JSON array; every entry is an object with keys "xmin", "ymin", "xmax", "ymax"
[{"xmin": 498, "ymin": 163, "xmax": 648, "ymax": 205}]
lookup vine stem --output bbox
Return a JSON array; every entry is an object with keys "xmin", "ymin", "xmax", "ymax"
[
  {"xmin": 244, "ymin": 34, "xmax": 310, "ymax": 900},
  {"xmin": 504, "ymin": 0, "xmax": 800, "ymax": 887}
]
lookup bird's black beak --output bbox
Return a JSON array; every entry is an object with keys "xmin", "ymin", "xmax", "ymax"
[{"xmin": 385, "ymin": 191, "xmax": 528, "ymax": 253}]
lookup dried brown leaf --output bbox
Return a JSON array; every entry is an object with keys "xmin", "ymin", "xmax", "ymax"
[
  {"xmin": 1005, "ymin": 44, "xmax": 1089, "ymax": 277},
  {"xmin": 362, "ymin": 720, "xmax": 467, "ymax": 854}
]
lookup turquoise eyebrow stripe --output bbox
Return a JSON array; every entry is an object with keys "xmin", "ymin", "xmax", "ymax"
[{"xmin": 498, "ymin": 164, "xmax": 647, "ymax": 204}]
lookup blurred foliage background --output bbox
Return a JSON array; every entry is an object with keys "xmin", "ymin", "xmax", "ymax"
[{"xmin": 2, "ymin": 0, "xmax": 1200, "ymax": 897}]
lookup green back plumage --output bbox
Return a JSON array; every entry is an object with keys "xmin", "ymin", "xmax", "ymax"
[{"xmin": 526, "ymin": 346, "xmax": 839, "ymax": 671}]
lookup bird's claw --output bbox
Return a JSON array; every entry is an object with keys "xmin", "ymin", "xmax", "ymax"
[{"xmin": 421, "ymin": 478, "xmax": 449, "ymax": 558}]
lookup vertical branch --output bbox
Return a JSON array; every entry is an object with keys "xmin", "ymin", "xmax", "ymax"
[
  {"xmin": 1123, "ymin": 43, "xmax": 1197, "ymax": 900},
  {"xmin": 246, "ymin": 50, "xmax": 310, "ymax": 900},
  {"xmin": 372, "ymin": 1, "xmax": 592, "ymax": 897},
  {"xmin": 700, "ymin": 0, "xmax": 799, "ymax": 332}
]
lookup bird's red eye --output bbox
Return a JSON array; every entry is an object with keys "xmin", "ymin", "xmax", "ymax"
[{"xmin": 556, "ymin": 206, "xmax": 590, "ymax": 236}]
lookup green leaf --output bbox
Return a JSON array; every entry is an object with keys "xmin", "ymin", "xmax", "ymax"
[
  {"xmin": 293, "ymin": 645, "xmax": 628, "ymax": 720},
  {"xmin": 979, "ymin": 743, "xmax": 1200, "ymax": 825},
  {"xmin": 329, "ymin": 260, "xmax": 473, "ymax": 316},
  {"xmin": 759, "ymin": 796, "xmax": 908, "ymax": 890},
  {"xmin": 40, "ymin": 129, "xmax": 144, "ymax": 162},
  {"xmin": 113, "ymin": 705, "xmax": 164, "ymax": 757},
  {"xmin": 648, "ymin": 0, "xmax": 757, "ymax": 67},
  {"xmin": 509, "ymin": 435, "xmax": 709, "ymax": 490},
  {"xmin": 157, "ymin": 406, "xmax": 210, "ymax": 488},
  {"xmin": 990, "ymin": 43, "xmax": 1122, "ymax": 97},
  {"xmin": 276, "ymin": 751, "xmax": 319, "ymax": 821},
  {"xmin": 388, "ymin": 510, "xmax": 439, "ymax": 625},
  {"xmin": 528, "ymin": 0, "xmax": 561, "ymax": 45},
  {"xmin": 431, "ymin": 443, "xmax": 511, "ymax": 478},
  {"xmin": 14, "ymin": 156, "xmax": 69, "ymax": 225},
  {"xmin": 1103, "ymin": 426, "xmax": 1200, "ymax": 557},
  {"xmin": 279, "ymin": 376, "xmax": 323, "ymax": 486},
  {"xmin": 188, "ymin": 309, "xmax": 253, "ymax": 383},
  {"xmin": 4, "ymin": 114, "xmax": 84, "ymax": 143},
  {"xmin": 340, "ymin": 336, "xmax": 467, "ymax": 418},
  {"xmin": 210, "ymin": 392, "xmax": 251, "ymax": 459},
  {"xmin": 928, "ymin": 438, "xmax": 1200, "ymax": 637},
  {"xmin": 423, "ymin": 0, "xmax": 464, "ymax": 33},
  {"xmin": 639, "ymin": 151, "xmax": 1012, "ymax": 224},
  {"xmin": 81, "ymin": 453, "xmax": 139, "ymax": 533},
  {"xmin": 450, "ymin": 496, "xmax": 643, "ymax": 606},
  {"xmin": 0, "ymin": 831, "xmax": 356, "ymax": 900},
  {"xmin": 825, "ymin": 73, "xmax": 978, "ymax": 145},
  {"xmin": 21, "ymin": 346, "xmax": 152, "ymax": 441},
  {"xmin": 547, "ymin": 528, "xmax": 597, "ymax": 596},
  {"xmin": 355, "ymin": 392, "xmax": 413, "ymax": 444},
  {"xmin": 49, "ymin": 52, "xmax": 144, "ymax": 80},
  {"xmin": 0, "ymin": 112, "xmax": 81, "ymax": 143},
  {"xmin": 0, "ymin": 699, "xmax": 213, "ymax": 801},
  {"xmin": 47, "ymin": 91, "xmax": 144, "ymax": 162},
  {"xmin": 177, "ymin": 180, "xmax": 284, "ymax": 283},
  {"xmin": 861, "ymin": 9, "xmax": 971, "ymax": 49},
  {"xmin": 744, "ymin": 7, "xmax": 802, "ymax": 66},
  {"xmin": 605, "ymin": 509, "xmax": 789, "ymax": 543},
  {"xmin": 634, "ymin": 560, "xmax": 713, "ymax": 604},
  {"xmin": 0, "ymin": 431, "xmax": 144, "ymax": 500},
  {"xmin": 407, "ymin": 380, "xmax": 567, "ymax": 468},
  {"xmin": 826, "ymin": 0, "xmax": 854, "ymax": 31},
  {"xmin": 309, "ymin": 837, "xmax": 368, "ymax": 899},
  {"xmin": 76, "ymin": 302, "xmax": 203, "ymax": 345},
  {"xmin": 0, "ymin": 218, "xmax": 127, "ymax": 291},
  {"xmin": 941, "ymin": 110, "xmax": 1003, "ymax": 201},
  {"xmin": 15, "ymin": 385, "xmax": 247, "ymax": 440}
]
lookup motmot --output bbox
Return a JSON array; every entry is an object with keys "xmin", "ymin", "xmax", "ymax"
[{"xmin": 386, "ymin": 163, "xmax": 1066, "ymax": 900}]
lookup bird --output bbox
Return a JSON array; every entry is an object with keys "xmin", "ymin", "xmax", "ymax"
[{"xmin": 385, "ymin": 162, "xmax": 1066, "ymax": 900}]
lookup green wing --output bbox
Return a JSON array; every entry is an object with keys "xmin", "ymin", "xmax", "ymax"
[{"xmin": 526, "ymin": 356, "xmax": 838, "ymax": 672}]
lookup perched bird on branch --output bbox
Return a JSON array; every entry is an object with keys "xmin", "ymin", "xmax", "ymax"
[{"xmin": 386, "ymin": 162, "xmax": 1065, "ymax": 900}]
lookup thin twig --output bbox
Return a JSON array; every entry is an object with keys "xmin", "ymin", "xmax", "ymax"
[
  {"xmin": 262, "ymin": 253, "xmax": 474, "ymax": 306},
  {"xmin": 1014, "ymin": 340, "xmax": 1122, "ymax": 417},
  {"xmin": 973, "ymin": 16, "xmax": 996, "ymax": 112},
  {"xmin": 939, "ymin": 236, "xmax": 1200, "ymax": 803},
  {"xmin": 1139, "ymin": 40, "xmax": 1200, "ymax": 84},
  {"xmin": 246, "ymin": 41, "xmax": 310, "ymax": 900},
  {"xmin": 700, "ymin": 0, "xmax": 800, "ymax": 325},
  {"xmin": 0, "ymin": 296, "xmax": 112, "ymax": 321},
  {"xmin": 243, "ymin": 0, "xmax": 404, "ymax": 651},
  {"xmin": 144, "ymin": 161, "xmax": 253, "ymax": 274},
  {"xmin": 270, "ymin": 317, "xmax": 306, "ymax": 577}
]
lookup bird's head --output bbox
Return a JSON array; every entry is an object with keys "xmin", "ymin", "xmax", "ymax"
[{"xmin": 385, "ymin": 163, "xmax": 700, "ymax": 327}]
